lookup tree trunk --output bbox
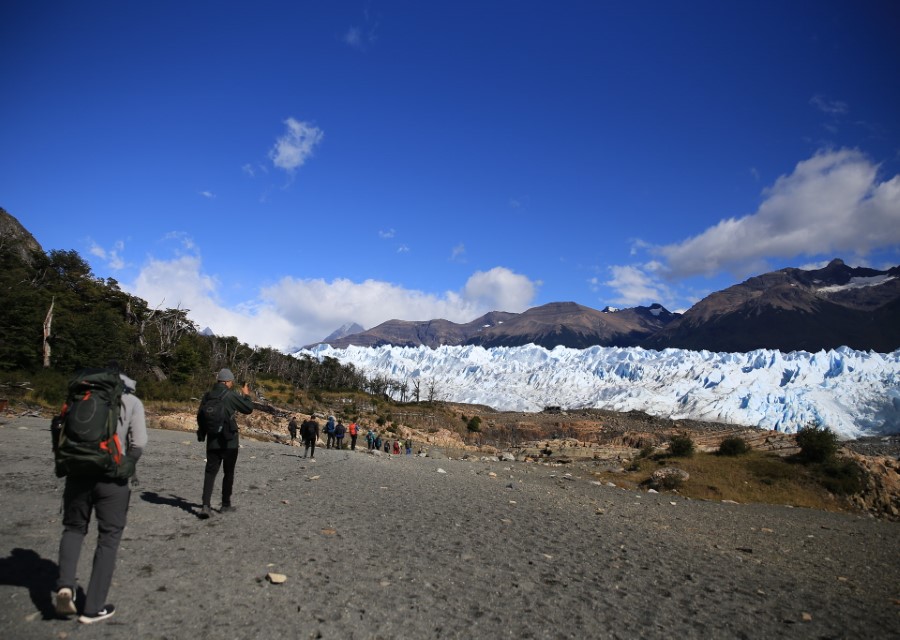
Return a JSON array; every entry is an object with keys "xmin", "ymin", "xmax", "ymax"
[{"xmin": 42, "ymin": 297, "xmax": 54, "ymax": 368}]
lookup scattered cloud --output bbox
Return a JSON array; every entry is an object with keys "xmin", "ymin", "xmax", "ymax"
[
  {"xmin": 126, "ymin": 257, "xmax": 538, "ymax": 349},
  {"xmin": 603, "ymin": 264, "xmax": 673, "ymax": 307},
  {"xmin": 658, "ymin": 148, "xmax": 900, "ymax": 279},
  {"xmin": 397, "ymin": 245, "xmax": 410, "ymax": 254},
  {"xmin": 378, "ymin": 229, "xmax": 396, "ymax": 239},
  {"xmin": 343, "ymin": 26, "xmax": 363, "ymax": 49},
  {"xmin": 199, "ymin": 191, "xmax": 215, "ymax": 199},
  {"xmin": 89, "ymin": 240, "xmax": 126, "ymax": 271},
  {"xmin": 810, "ymin": 94, "xmax": 849, "ymax": 116},
  {"xmin": 450, "ymin": 243, "xmax": 466, "ymax": 262},
  {"xmin": 601, "ymin": 148, "xmax": 900, "ymax": 308},
  {"xmin": 343, "ymin": 11, "xmax": 379, "ymax": 51},
  {"xmin": 269, "ymin": 117, "xmax": 324, "ymax": 174}
]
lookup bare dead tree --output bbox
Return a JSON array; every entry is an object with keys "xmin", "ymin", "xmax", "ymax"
[
  {"xmin": 427, "ymin": 377, "xmax": 438, "ymax": 403},
  {"xmin": 42, "ymin": 297, "xmax": 54, "ymax": 368}
]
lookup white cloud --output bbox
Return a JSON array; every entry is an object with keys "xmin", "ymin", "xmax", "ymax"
[
  {"xmin": 89, "ymin": 240, "xmax": 125, "ymax": 271},
  {"xmin": 461, "ymin": 267, "xmax": 537, "ymax": 312},
  {"xmin": 343, "ymin": 26, "xmax": 363, "ymax": 49},
  {"xmin": 126, "ymin": 257, "xmax": 538, "ymax": 350},
  {"xmin": 604, "ymin": 265, "xmax": 672, "ymax": 307},
  {"xmin": 810, "ymin": 94, "xmax": 849, "ymax": 116},
  {"xmin": 450, "ymin": 243, "xmax": 466, "ymax": 262},
  {"xmin": 378, "ymin": 229, "xmax": 396, "ymax": 239},
  {"xmin": 269, "ymin": 117, "xmax": 324, "ymax": 173},
  {"xmin": 659, "ymin": 148, "xmax": 900, "ymax": 279},
  {"xmin": 199, "ymin": 191, "xmax": 215, "ymax": 199}
]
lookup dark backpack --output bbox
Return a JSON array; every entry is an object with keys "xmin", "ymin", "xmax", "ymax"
[
  {"xmin": 197, "ymin": 387, "xmax": 231, "ymax": 440},
  {"xmin": 54, "ymin": 368, "xmax": 133, "ymax": 479}
]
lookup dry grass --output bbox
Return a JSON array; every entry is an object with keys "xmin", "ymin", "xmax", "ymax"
[{"xmin": 592, "ymin": 450, "xmax": 851, "ymax": 513}]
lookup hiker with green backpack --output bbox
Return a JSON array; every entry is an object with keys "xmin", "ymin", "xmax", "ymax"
[
  {"xmin": 196, "ymin": 368, "xmax": 254, "ymax": 519},
  {"xmin": 53, "ymin": 362, "xmax": 148, "ymax": 625}
]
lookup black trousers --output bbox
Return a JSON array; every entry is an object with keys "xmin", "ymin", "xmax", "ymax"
[{"xmin": 202, "ymin": 447, "xmax": 239, "ymax": 507}]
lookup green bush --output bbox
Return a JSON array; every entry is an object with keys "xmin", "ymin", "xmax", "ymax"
[
  {"xmin": 718, "ymin": 436, "xmax": 750, "ymax": 456},
  {"xmin": 795, "ymin": 424, "xmax": 838, "ymax": 463},
  {"xmin": 467, "ymin": 416, "xmax": 482, "ymax": 433},
  {"xmin": 818, "ymin": 459, "xmax": 864, "ymax": 495},
  {"xmin": 668, "ymin": 434, "xmax": 694, "ymax": 457}
]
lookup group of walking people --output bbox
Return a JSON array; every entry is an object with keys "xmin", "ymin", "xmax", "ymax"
[{"xmin": 288, "ymin": 415, "xmax": 414, "ymax": 457}]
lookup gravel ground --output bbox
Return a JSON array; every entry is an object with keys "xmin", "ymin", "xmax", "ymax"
[{"xmin": 0, "ymin": 416, "xmax": 898, "ymax": 639}]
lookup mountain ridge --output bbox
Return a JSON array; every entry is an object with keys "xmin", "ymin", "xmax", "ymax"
[{"xmin": 311, "ymin": 259, "xmax": 900, "ymax": 353}]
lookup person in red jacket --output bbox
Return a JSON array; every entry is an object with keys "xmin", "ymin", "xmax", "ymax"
[{"xmin": 348, "ymin": 421, "xmax": 359, "ymax": 450}]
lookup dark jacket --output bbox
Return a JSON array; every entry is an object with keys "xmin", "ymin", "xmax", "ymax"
[
  {"xmin": 198, "ymin": 382, "xmax": 254, "ymax": 450},
  {"xmin": 299, "ymin": 418, "xmax": 319, "ymax": 442}
]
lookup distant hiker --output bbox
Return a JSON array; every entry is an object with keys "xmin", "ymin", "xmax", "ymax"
[
  {"xmin": 374, "ymin": 434, "xmax": 382, "ymax": 451},
  {"xmin": 300, "ymin": 415, "xmax": 319, "ymax": 460},
  {"xmin": 288, "ymin": 417, "xmax": 298, "ymax": 445},
  {"xmin": 404, "ymin": 437, "xmax": 412, "ymax": 455},
  {"xmin": 196, "ymin": 368, "xmax": 253, "ymax": 518},
  {"xmin": 366, "ymin": 428, "xmax": 376, "ymax": 450},
  {"xmin": 348, "ymin": 421, "xmax": 359, "ymax": 450},
  {"xmin": 383, "ymin": 439, "xmax": 390, "ymax": 454},
  {"xmin": 334, "ymin": 420, "xmax": 346, "ymax": 449},
  {"xmin": 55, "ymin": 362, "xmax": 148, "ymax": 624},
  {"xmin": 393, "ymin": 440, "xmax": 401, "ymax": 455},
  {"xmin": 325, "ymin": 416, "xmax": 336, "ymax": 449}
]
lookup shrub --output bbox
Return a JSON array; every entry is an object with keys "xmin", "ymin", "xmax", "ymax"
[
  {"xmin": 668, "ymin": 434, "xmax": 694, "ymax": 458},
  {"xmin": 818, "ymin": 459, "xmax": 864, "ymax": 495},
  {"xmin": 718, "ymin": 436, "xmax": 750, "ymax": 456},
  {"xmin": 638, "ymin": 444, "xmax": 656, "ymax": 459},
  {"xmin": 467, "ymin": 416, "xmax": 482, "ymax": 433},
  {"xmin": 795, "ymin": 423, "xmax": 838, "ymax": 463}
]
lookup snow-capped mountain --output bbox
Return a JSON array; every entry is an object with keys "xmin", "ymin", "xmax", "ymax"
[{"xmin": 303, "ymin": 343, "xmax": 900, "ymax": 440}]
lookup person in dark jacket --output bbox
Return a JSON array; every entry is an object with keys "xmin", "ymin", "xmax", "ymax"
[
  {"xmin": 197, "ymin": 368, "xmax": 253, "ymax": 518},
  {"xmin": 288, "ymin": 417, "xmax": 298, "ymax": 445},
  {"xmin": 299, "ymin": 415, "xmax": 319, "ymax": 460},
  {"xmin": 324, "ymin": 416, "xmax": 336, "ymax": 449},
  {"xmin": 334, "ymin": 421, "xmax": 346, "ymax": 449}
]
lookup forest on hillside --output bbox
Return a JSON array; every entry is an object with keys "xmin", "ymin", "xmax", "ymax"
[{"xmin": 0, "ymin": 234, "xmax": 371, "ymax": 403}]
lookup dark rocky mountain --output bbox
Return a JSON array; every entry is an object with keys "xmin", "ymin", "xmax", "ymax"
[
  {"xmin": 0, "ymin": 207, "xmax": 43, "ymax": 264},
  {"xmin": 315, "ymin": 259, "xmax": 900, "ymax": 353},
  {"xmin": 313, "ymin": 302, "xmax": 677, "ymax": 350},
  {"xmin": 642, "ymin": 259, "xmax": 900, "ymax": 353}
]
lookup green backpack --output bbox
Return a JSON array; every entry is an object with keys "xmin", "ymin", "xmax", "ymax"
[{"xmin": 54, "ymin": 368, "xmax": 134, "ymax": 479}]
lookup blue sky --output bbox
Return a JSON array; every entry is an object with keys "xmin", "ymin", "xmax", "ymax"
[{"xmin": 2, "ymin": 1, "xmax": 899, "ymax": 350}]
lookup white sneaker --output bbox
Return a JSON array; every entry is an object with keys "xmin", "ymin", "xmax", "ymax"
[{"xmin": 78, "ymin": 604, "xmax": 115, "ymax": 624}]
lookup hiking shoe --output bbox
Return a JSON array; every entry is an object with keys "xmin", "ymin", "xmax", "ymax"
[
  {"xmin": 220, "ymin": 505, "xmax": 236, "ymax": 513},
  {"xmin": 55, "ymin": 587, "xmax": 76, "ymax": 616},
  {"xmin": 199, "ymin": 505, "xmax": 212, "ymax": 519},
  {"xmin": 78, "ymin": 605, "xmax": 115, "ymax": 624}
]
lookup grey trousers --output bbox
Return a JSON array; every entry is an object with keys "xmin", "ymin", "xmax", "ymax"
[{"xmin": 57, "ymin": 476, "xmax": 131, "ymax": 614}]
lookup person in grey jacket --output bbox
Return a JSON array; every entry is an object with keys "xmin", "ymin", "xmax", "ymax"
[
  {"xmin": 197, "ymin": 368, "xmax": 253, "ymax": 518},
  {"xmin": 55, "ymin": 364, "xmax": 148, "ymax": 625}
]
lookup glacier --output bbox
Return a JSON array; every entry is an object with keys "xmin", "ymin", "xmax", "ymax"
[{"xmin": 304, "ymin": 344, "xmax": 900, "ymax": 441}]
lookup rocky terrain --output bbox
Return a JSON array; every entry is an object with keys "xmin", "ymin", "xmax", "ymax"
[
  {"xmin": 146, "ymin": 400, "xmax": 900, "ymax": 521},
  {"xmin": 1, "ymin": 412, "xmax": 898, "ymax": 640}
]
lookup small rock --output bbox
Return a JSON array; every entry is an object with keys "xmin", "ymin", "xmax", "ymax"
[
  {"xmin": 801, "ymin": 612, "xmax": 813, "ymax": 622},
  {"xmin": 437, "ymin": 468, "xmax": 446, "ymax": 474},
  {"xmin": 266, "ymin": 572, "xmax": 287, "ymax": 584}
]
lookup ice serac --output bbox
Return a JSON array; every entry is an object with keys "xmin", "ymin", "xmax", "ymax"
[{"xmin": 304, "ymin": 344, "xmax": 900, "ymax": 440}]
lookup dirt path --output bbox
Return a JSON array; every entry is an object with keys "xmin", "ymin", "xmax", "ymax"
[{"xmin": 0, "ymin": 417, "xmax": 897, "ymax": 639}]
